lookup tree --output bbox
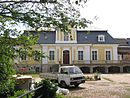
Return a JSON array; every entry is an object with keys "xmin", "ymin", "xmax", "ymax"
[{"xmin": 0, "ymin": 0, "xmax": 88, "ymax": 97}]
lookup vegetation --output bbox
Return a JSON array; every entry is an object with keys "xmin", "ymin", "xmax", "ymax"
[
  {"xmin": 0, "ymin": 0, "xmax": 89, "ymax": 97},
  {"xmin": 9, "ymin": 90, "xmax": 30, "ymax": 98},
  {"xmin": 33, "ymin": 79, "xmax": 58, "ymax": 98},
  {"xmin": 56, "ymin": 94, "xmax": 65, "ymax": 98},
  {"xmin": 65, "ymin": 96, "xmax": 82, "ymax": 98}
]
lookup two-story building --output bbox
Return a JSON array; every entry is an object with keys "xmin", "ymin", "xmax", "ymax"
[{"xmin": 16, "ymin": 28, "xmax": 129, "ymax": 73}]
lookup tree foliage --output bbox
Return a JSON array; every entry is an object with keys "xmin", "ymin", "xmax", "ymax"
[{"xmin": 0, "ymin": 0, "xmax": 88, "ymax": 97}]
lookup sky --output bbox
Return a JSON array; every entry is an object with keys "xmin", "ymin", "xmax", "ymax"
[{"xmin": 80, "ymin": 0, "xmax": 130, "ymax": 38}]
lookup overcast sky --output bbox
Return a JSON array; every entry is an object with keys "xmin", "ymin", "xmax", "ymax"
[{"xmin": 80, "ymin": 0, "xmax": 130, "ymax": 38}]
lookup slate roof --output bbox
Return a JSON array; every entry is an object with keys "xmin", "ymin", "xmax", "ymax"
[
  {"xmin": 35, "ymin": 30, "xmax": 117, "ymax": 44},
  {"xmin": 115, "ymin": 38, "xmax": 130, "ymax": 46},
  {"xmin": 36, "ymin": 31, "xmax": 55, "ymax": 44},
  {"xmin": 115, "ymin": 38, "xmax": 130, "ymax": 53},
  {"xmin": 77, "ymin": 30, "xmax": 117, "ymax": 44},
  {"xmin": 24, "ymin": 30, "xmax": 55, "ymax": 44}
]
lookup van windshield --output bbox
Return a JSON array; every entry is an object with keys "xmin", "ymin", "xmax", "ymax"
[{"xmin": 69, "ymin": 67, "xmax": 82, "ymax": 74}]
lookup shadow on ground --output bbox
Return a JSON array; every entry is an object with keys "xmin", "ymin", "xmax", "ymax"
[{"xmin": 68, "ymin": 86, "xmax": 86, "ymax": 91}]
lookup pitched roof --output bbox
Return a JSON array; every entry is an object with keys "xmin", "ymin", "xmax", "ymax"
[
  {"xmin": 115, "ymin": 38, "xmax": 130, "ymax": 46},
  {"xmin": 77, "ymin": 30, "xmax": 117, "ymax": 44},
  {"xmin": 33, "ymin": 30, "xmax": 117, "ymax": 44},
  {"xmin": 24, "ymin": 30, "xmax": 55, "ymax": 44},
  {"xmin": 37, "ymin": 31, "xmax": 55, "ymax": 44}
]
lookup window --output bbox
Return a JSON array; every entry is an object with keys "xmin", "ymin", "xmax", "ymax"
[
  {"xmin": 92, "ymin": 51, "xmax": 97, "ymax": 60},
  {"xmin": 33, "ymin": 51, "xmax": 41, "ymax": 61},
  {"xmin": 64, "ymin": 33, "xmax": 69, "ymax": 41},
  {"xmin": 69, "ymin": 67, "xmax": 82, "ymax": 74},
  {"xmin": 61, "ymin": 68, "xmax": 68, "ymax": 74},
  {"xmin": 78, "ymin": 51, "xmax": 83, "ymax": 60},
  {"xmin": 98, "ymin": 35, "xmax": 105, "ymax": 42},
  {"xmin": 106, "ymin": 51, "xmax": 111, "ymax": 60},
  {"xmin": 49, "ymin": 51, "xmax": 55, "ymax": 60},
  {"xmin": 20, "ymin": 51, "xmax": 27, "ymax": 60}
]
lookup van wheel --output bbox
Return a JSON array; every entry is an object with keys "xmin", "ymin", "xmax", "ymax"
[
  {"xmin": 60, "ymin": 81, "xmax": 67, "ymax": 88},
  {"xmin": 74, "ymin": 83, "xmax": 79, "ymax": 87}
]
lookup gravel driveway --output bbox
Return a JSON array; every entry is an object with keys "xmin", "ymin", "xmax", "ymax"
[{"xmin": 65, "ymin": 74, "xmax": 130, "ymax": 98}]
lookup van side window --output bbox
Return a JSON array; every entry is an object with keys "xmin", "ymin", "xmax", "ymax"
[
  {"xmin": 61, "ymin": 68, "xmax": 64, "ymax": 74},
  {"xmin": 61, "ymin": 68, "xmax": 68, "ymax": 74}
]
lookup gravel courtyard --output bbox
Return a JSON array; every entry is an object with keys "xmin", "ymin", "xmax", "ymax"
[
  {"xmin": 33, "ymin": 74, "xmax": 130, "ymax": 98},
  {"xmin": 65, "ymin": 74, "xmax": 130, "ymax": 98}
]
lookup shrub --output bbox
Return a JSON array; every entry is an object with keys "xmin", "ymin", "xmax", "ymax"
[
  {"xmin": 0, "ymin": 79, "xmax": 15, "ymax": 98},
  {"xmin": 0, "ymin": 62, "xmax": 15, "ymax": 97},
  {"xmin": 9, "ymin": 90, "xmax": 27, "ymax": 98},
  {"xmin": 56, "ymin": 94, "xmax": 65, "ymax": 98},
  {"xmin": 94, "ymin": 71, "xmax": 101, "ymax": 80},
  {"xmin": 33, "ymin": 79, "xmax": 58, "ymax": 98}
]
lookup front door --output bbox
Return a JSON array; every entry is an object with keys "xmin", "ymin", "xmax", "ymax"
[{"xmin": 63, "ymin": 50, "xmax": 70, "ymax": 64}]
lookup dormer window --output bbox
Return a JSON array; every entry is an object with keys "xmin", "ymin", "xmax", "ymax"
[{"xmin": 98, "ymin": 35, "xmax": 105, "ymax": 42}]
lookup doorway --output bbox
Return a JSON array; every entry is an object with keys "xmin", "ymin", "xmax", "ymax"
[{"xmin": 63, "ymin": 50, "xmax": 70, "ymax": 64}]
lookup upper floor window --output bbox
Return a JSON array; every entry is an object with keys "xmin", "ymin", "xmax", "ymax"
[
  {"xmin": 78, "ymin": 51, "xmax": 83, "ymax": 60},
  {"xmin": 106, "ymin": 51, "xmax": 111, "ymax": 60},
  {"xmin": 98, "ymin": 35, "xmax": 105, "ymax": 42},
  {"xmin": 49, "ymin": 51, "xmax": 55, "ymax": 60},
  {"xmin": 64, "ymin": 33, "xmax": 69, "ymax": 41}
]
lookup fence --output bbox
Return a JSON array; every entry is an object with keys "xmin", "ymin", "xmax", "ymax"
[{"xmin": 18, "ymin": 86, "xmax": 42, "ymax": 98}]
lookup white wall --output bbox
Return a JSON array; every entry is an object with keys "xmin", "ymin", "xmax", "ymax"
[{"xmin": 42, "ymin": 46, "xmax": 48, "ymax": 64}]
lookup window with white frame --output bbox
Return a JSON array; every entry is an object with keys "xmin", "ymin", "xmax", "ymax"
[
  {"xmin": 64, "ymin": 33, "xmax": 69, "ymax": 41},
  {"xmin": 49, "ymin": 51, "xmax": 55, "ymax": 60},
  {"xmin": 92, "ymin": 50, "xmax": 97, "ymax": 60},
  {"xmin": 106, "ymin": 51, "xmax": 111, "ymax": 60},
  {"xmin": 98, "ymin": 35, "xmax": 105, "ymax": 42},
  {"xmin": 78, "ymin": 51, "xmax": 83, "ymax": 60}
]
